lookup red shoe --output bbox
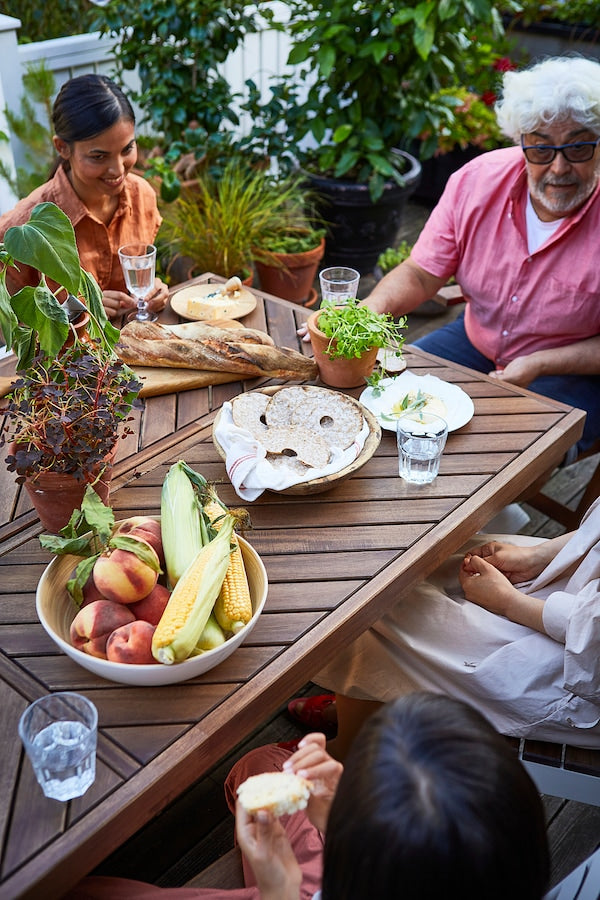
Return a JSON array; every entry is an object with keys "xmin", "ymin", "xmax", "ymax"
[{"xmin": 287, "ymin": 694, "xmax": 337, "ymax": 731}]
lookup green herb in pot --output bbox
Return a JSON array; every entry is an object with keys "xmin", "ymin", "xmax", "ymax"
[{"xmin": 317, "ymin": 297, "xmax": 407, "ymax": 360}]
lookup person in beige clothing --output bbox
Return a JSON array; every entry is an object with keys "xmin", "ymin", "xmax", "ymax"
[{"xmin": 292, "ymin": 497, "xmax": 600, "ymax": 759}]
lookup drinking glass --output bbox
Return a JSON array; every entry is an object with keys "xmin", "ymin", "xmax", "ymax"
[
  {"xmin": 118, "ymin": 243, "xmax": 157, "ymax": 322},
  {"xmin": 396, "ymin": 412, "xmax": 448, "ymax": 485},
  {"xmin": 19, "ymin": 692, "xmax": 98, "ymax": 801},
  {"xmin": 319, "ymin": 266, "xmax": 360, "ymax": 304}
]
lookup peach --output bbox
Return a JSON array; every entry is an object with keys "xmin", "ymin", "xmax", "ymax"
[
  {"xmin": 93, "ymin": 539, "xmax": 159, "ymax": 604},
  {"xmin": 115, "ymin": 516, "xmax": 164, "ymax": 565},
  {"xmin": 81, "ymin": 572, "xmax": 107, "ymax": 607},
  {"xmin": 106, "ymin": 620, "xmax": 157, "ymax": 665},
  {"xmin": 70, "ymin": 599, "xmax": 136, "ymax": 658},
  {"xmin": 129, "ymin": 583, "xmax": 171, "ymax": 626}
]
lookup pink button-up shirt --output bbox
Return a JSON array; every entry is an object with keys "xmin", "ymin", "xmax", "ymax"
[{"xmin": 411, "ymin": 146, "xmax": 600, "ymax": 367}]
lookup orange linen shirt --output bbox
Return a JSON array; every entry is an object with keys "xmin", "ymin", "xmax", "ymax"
[{"xmin": 0, "ymin": 165, "xmax": 162, "ymax": 295}]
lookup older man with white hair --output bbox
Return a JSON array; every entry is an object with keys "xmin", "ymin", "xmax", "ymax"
[{"xmin": 367, "ymin": 55, "xmax": 600, "ymax": 456}]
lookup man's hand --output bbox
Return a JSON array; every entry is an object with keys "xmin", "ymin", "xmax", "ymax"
[
  {"xmin": 489, "ymin": 354, "xmax": 540, "ymax": 387},
  {"xmin": 283, "ymin": 732, "xmax": 343, "ymax": 834},
  {"xmin": 235, "ymin": 801, "xmax": 302, "ymax": 900}
]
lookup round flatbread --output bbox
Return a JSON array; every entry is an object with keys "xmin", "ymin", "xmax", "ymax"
[
  {"xmin": 265, "ymin": 385, "xmax": 363, "ymax": 450},
  {"xmin": 231, "ymin": 392, "xmax": 270, "ymax": 439}
]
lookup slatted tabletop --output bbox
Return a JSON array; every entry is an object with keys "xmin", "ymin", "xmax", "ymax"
[{"xmin": 0, "ymin": 277, "xmax": 586, "ymax": 898}]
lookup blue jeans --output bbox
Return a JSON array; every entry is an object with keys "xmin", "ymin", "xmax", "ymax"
[{"xmin": 413, "ymin": 311, "xmax": 600, "ymax": 455}]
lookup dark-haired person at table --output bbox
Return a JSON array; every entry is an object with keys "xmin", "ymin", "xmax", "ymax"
[
  {"xmin": 299, "ymin": 55, "xmax": 600, "ymax": 457},
  {"xmin": 64, "ymin": 693, "xmax": 550, "ymax": 900},
  {"xmin": 0, "ymin": 74, "xmax": 168, "ymax": 321}
]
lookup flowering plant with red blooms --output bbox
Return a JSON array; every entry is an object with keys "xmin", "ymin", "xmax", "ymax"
[
  {"xmin": 481, "ymin": 57, "xmax": 518, "ymax": 107},
  {"xmin": 419, "ymin": 85, "xmax": 508, "ymax": 157}
]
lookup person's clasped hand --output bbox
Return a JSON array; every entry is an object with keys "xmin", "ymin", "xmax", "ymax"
[{"xmin": 102, "ymin": 277, "xmax": 169, "ymax": 320}]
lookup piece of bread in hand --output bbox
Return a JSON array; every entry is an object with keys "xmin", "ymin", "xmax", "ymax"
[{"xmin": 236, "ymin": 771, "xmax": 313, "ymax": 817}]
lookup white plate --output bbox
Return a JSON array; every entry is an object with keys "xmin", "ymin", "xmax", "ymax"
[
  {"xmin": 170, "ymin": 283, "xmax": 257, "ymax": 321},
  {"xmin": 359, "ymin": 372, "xmax": 474, "ymax": 433}
]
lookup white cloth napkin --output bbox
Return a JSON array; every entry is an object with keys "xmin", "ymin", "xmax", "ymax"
[{"xmin": 214, "ymin": 401, "xmax": 370, "ymax": 501}]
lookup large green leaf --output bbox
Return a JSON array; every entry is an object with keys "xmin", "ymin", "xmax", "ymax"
[
  {"xmin": 11, "ymin": 283, "xmax": 69, "ymax": 359},
  {"xmin": 3, "ymin": 202, "xmax": 81, "ymax": 295}
]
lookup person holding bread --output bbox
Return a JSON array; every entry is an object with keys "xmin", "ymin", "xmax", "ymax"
[
  {"xmin": 65, "ymin": 693, "xmax": 550, "ymax": 899},
  {"xmin": 0, "ymin": 74, "xmax": 168, "ymax": 321}
]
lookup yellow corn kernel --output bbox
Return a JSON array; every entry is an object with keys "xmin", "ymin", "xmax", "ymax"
[
  {"xmin": 213, "ymin": 532, "xmax": 253, "ymax": 634},
  {"xmin": 152, "ymin": 514, "xmax": 235, "ymax": 664}
]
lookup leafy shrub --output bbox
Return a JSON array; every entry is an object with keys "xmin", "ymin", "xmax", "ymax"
[{"xmin": 2, "ymin": 0, "xmax": 97, "ymax": 43}]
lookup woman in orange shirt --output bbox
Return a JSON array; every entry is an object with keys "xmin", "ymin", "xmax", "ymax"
[{"xmin": 0, "ymin": 73, "xmax": 168, "ymax": 320}]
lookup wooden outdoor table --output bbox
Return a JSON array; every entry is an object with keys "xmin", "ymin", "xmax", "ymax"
[{"xmin": 0, "ymin": 275, "xmax": 586, "ymax": 898}]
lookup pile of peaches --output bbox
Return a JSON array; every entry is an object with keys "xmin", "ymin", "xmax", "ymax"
[{"xmin": 70, "ymin": 516, "xmax": 169, "ymax": 666}]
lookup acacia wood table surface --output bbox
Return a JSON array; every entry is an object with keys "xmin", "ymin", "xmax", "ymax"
[{"xmin": 0, "ymin": 276, "xmax": 586, "ymax": 898}]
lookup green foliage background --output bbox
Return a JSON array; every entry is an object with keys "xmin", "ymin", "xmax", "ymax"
[{"xmin": 1, "ymin": 1, "xmax": 98, "ymax": 43}]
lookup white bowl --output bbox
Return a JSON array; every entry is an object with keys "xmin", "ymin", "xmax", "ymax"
[{"xmin": 36, "ymin": 535, "xmax": 268, "ymax": 686}]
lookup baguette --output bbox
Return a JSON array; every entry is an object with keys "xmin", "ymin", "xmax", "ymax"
[{"xmin": 116, "ymin": 321, "xmax": 318, "ymax": 380}]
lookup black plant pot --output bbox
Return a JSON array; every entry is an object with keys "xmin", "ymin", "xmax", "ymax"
[
  {"xmin": 412, "ymin": 145, "xmax": 484, "ymax": 205},
  {"xmin": 304, "ymin": 149, "xmax": 421, "ymax": 275}
]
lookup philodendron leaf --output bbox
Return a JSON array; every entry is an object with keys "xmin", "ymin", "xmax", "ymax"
[
  {"xmin": 3, "ymin": 202, "xmax": 81, "ymax": 295},
  {"xmin": 11, "ymin": 283, "xmax": 69, "ymax": 358},
  {"xmin": 80, "ymin": 268, "xmax": 119, "ymax": 348}
]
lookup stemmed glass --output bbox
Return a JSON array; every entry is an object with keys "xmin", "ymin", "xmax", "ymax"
[{"xmin": 118, "ymin": 243, "xmax": 157, "ymax": 322}]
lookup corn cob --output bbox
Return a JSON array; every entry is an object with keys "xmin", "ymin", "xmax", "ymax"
[
  {"xmin": 152, "ymin": 514, "xmax": 236, "ymax": 664},
  {"xmin": 161, "ymin": 460, "xmax": 203, "ymax": 588},
  {"xmin": 194, "ymin": 612, "xmax": 226, "ymax": 652},
  {"xmin": 204, "ymin": 499, "xmax": 253, "ymax": 634}
]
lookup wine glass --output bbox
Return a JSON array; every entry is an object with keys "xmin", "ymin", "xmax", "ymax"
[{"xmin": 118, "ymin": 243, "xmax": 157, "ymax": 322}]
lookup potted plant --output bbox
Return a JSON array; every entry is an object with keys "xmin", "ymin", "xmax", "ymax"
[
  {"xmin": 306, "ymin": 297, "xmax": 407, "ymax": 388},
  {"xmin": 158, "ymin": 160, "xmax": 321, "ymax": 285},
  {"xmin": 0, "ymin": 202, "xmax": 141, "ymax": 531},
  {"xmin": 247, "ymin": 0, "xmax": 513, "ymax": 273},
  {"xmin": 254, "ymin": 224, "xmax": 326, "ymax": 307},
  {"xmin": 413, "ymin": 83, "xmax": 511, "ymax": 204}
]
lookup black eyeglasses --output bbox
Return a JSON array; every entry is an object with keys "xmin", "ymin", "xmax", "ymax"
[{"xmin": 520, "ymin": 135, "xmax": 600, "ymax": 165}]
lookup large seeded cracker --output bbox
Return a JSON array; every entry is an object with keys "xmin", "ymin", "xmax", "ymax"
[
  {"xmin": 265, "ymin": 385, "xmax": 363, "ymax": 450},
  {"xmin": 231, "ymin": 392, "xmax": 270, "ymax": 439},
  {"xmin": 262, "ymin": 426, "xmax": 331, "ymax": 468}
]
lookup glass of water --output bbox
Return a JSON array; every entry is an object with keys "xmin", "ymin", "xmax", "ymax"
[
  {"xmin": 396, "ymin": 412, "xmax": 448, "ymax": 485},
  {"xmin": 118, "ymin": 242, "xmax": 157, "ymax": 322},
  {"xmin": 319, "ymin": 266, "xmax": 360, "ymax": 304},
  {"xmin": 18, "ymin": 692, "xmax": 98, "ymax": 801}
]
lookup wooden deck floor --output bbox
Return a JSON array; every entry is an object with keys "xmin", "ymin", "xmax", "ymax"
[{"xmin": 92, "ymin": 201, "xmax": 600, "ymax": 893}]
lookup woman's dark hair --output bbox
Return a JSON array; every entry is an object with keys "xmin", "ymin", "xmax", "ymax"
[
  {"xmin": 52, "ymin": 74, "xmax": 135, "ymax": 145},
  {"xmin": 321, "ymin": 693, "xmax": 550, "ymax": 900}
]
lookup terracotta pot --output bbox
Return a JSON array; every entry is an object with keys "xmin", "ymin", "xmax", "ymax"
[
  {"xmin": 255, "ymin": 238, "xmax": 325, "ymax": 304},
  {"xmin": 19, "ymin": 446, "xmax": 117, "ymax": 534},
  {"xmin": 61, "ymin": 311, "xmax": 90, "ymax": 350},
  {"xmin": 306, "ymin": 310, "xmax": 378, "ymax": 388}
]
